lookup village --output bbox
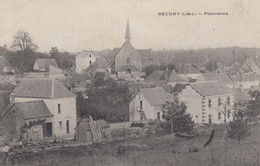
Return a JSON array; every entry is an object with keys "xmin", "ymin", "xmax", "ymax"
[{"xmin": 0, "ymin": 19, "xmax": 259, "ymax": 165}]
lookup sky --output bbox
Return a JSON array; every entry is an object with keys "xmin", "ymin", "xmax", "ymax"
[{"xmin": 0, "ymin": 0, "xmax": 260, "ymax": 52}]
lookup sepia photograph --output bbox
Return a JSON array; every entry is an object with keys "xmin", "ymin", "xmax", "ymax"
[{"xmin": 0, "ymin": 0, "xmax": 259, "ymax": 165}]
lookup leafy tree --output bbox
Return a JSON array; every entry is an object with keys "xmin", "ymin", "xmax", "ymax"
[
  {"xmin": 76, "ymin": 78, "xmax": 132, "ymax": 122},
  {"xmin": 10, "ymin": 31, "xmax": 38, "ymax": 71},
  {"xmin": 162, "ymin": 97, "xmax": 194, "ymax": 134},
  {"xmin": 49, "ymin": 47, "xmax": 73, "ymax": 69},
  {"xmin": 226, "ymin": 110, "xmax": 251, "ymax": 144},
  {"xmin": 246, "ymin": 89, "xmax": 260, "ymax": 120}
]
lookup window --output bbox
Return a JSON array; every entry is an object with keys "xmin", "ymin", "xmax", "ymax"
[
  {"xmin": 140, "ymin": 101, "xmax": 143, "ymax": 110},
  {"xmin": 227, "ymin": 97, "xmax": 230, "ymax": 105},
  {"xmin": 89, "ymin": 54, "xmax": 91, "ymax": 58},
  {"xmin": 58, "ymin": 104, "xmax": 61, "ymax": 114},
  {"xmin": 66, "ymin": 120, "xmax": 70, "ymax": 134},
  {"xmin": 89, "ymin": 61, "xmax": 92, "ymax": 65},
  {"xmin": 157, "ymin": 112, "xmax": 161, "ymax": 120},
  {"xmin": 208, "ymin": 99, "xmax": 212, "ymax": 108},
  {"xmin": 140, "ymin": 115, "xmax": 143, "ymax": 121},
  {"xmin": 59, "ymin": 121, "xmax": 62, "ymax": 130},
  {"xmin": 218, "ymin": 112, "xmax": 222, "ymax": 120},
  {"xmin": 127, "ymin": 57, "xmax": 130, "ymax": 64},
  {"xmin": 218, "ymin": 98, "xmax": 221, "ymax": 107},
  {"xmin": 208, "ymin": 115, "xmax": 212, "ymax": 124}
]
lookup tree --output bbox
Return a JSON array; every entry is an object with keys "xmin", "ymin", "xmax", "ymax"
[
  {"xmin": 162, "ymin": 97, "xmax": 194, "ymax": 134},
  {"xmin": 10, "ymin": 31, "xmax": 38, "ymax": 71},
  {"xmin": 11, "ymin": 31, "xmax": 38, "ymax": 51},
  {"xmin": 76, "ymin": 78, "xmax": 132, "ymax": 122},
  {"xmin": 226, "ymin": 110, "xmax": 251, "ymax": 144},
  {"xmin": 246, "ymin": 89, "xmax": 260, "ymax": 120}
]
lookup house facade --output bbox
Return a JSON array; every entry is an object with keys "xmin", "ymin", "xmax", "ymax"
[
  {"xmin": 10, "ymin": 78, "xmax": 77, "ymax": 139},
  {"xmin": 178, "ymin": 81, "xmax": 235, "ymax": 124},
  {"xmin": 129, "ymin": 87, "xmax": 173, "ymax": 121},
  {"xmin": 75, "ymin": 51, "xmax": 97, "ymax": 73}
]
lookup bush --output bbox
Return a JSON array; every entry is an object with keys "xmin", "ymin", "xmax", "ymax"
[{"xmin": 130, "ymin": 122, "xmax": 145, "ymax": 128}]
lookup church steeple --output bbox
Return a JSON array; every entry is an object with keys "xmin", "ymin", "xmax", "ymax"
[{"xmin": 125, "ymin": 19, "xmax": 131, "ymax": 41}]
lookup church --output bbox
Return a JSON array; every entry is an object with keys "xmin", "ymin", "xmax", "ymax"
[{"xmin": 112, "ymin": 19, "xmax": 143, "ymax": 80}]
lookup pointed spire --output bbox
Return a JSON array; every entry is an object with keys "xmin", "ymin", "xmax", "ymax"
[{"xmin": 125, "ymin": 18, "xmax": 131, "ymax": 40}]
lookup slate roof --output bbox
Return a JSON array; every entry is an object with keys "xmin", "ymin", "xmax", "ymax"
[
  {"xmin": 168, "ymin": 71, "xmax": 186, "ymax": 82},
  {"xmin": 189, "ymin": 81, "xmax": 234, "ymax": 96},
  {"xmin": 13, "ymin": 100, "xmax": 53, "ymax": 120},
  {"xmin": 229, "ymin": 73, "xmax": 260, "ymax": 82},
  {"xmin": 146, "ymin": 70, "xmax": 165, "ymax": 82},
  {"xmin": 13, "ymin": 79, "xmax": 76, "ymax": 99},
  {"xmin": 140, "ymin": 87, "xmax": 173, "ymax": 106},
  {"xmin": 180, "ymin": 64, "xmax": 200, "ymax": 74},
  {"xmin": 198, "ymin": 73, "xmax": 233, "ymax": 84},
  {"xmin": 146, "ymin": 70, "xmax": 185, "ymax": 83},
  {"xmin": 34, "ymin": 59, "xmax": 58, "ymax": 70},
  {"xmin": 91, "ymin": 58, "xmax": 110, "ymax": 68}
]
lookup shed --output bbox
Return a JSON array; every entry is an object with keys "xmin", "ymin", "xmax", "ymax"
[{"xmin": 74, "ymin": 118, "xmax": 110, "ymax": 142}]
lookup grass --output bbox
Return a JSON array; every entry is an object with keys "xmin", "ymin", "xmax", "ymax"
[{"xmin": 9, "ymin": 123, "xmax": 260, "ymax": 166}]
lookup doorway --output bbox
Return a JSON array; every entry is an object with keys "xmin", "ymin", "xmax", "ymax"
[{"xmin": 43, "ymin": 123, "xmax": 52, "ymax": 137}]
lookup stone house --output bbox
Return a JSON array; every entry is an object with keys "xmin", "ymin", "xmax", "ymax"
[
  {"xmin": 75, "ymin": 51, "xmax": 97, "ymax": 73},
  {"xmin": 178, "ymin": 81, "xmax": 235, "ymax": 124},
  {"xmin": 129, "ymin": 87, "xmax": 174, "ymax": 121},
  {"xmin": 9, "ymin": 78, "xmax": 77, "ymax": 139}
]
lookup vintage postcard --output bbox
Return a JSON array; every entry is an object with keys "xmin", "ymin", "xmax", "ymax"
[{"xmin": 0, "ymin": 0, "xmax": 259, "ymax": 165}]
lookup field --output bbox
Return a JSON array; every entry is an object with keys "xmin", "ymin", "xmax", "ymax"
[{"xmin": 8, "ymin": 122, "xmax": 260, "ymax": 166}]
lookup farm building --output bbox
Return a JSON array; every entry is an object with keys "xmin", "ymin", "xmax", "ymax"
[{"xmin": 74, "ymin": 118, "xmax": 110, "ymax": 142}]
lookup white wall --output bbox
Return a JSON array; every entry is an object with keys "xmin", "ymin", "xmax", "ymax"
[
  {"xmin": 129, "ymin": 92, "xmax": 157, "ymax": 121},
  {"xmin": 14, "ymin": 96, "xmax": 76, "ymax": 138},
  {"xmin": 179, "ymin": 85, "xmax": 203, "ymax": 124},
  {"xmin": 75, "ymin": 55, "xmax": 96, "ymax": 73},
  {"xmin": 179, "ymin": 85, "xmax": 235, "ymax": 124}
]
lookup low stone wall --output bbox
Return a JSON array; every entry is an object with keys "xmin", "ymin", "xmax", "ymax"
[{"xmin": 108, "ymin": 121, "xmax": 148, "ymax": 131}]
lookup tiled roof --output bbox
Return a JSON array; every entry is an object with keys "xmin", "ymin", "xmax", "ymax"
[
  {"xmin": 189, "ymin": 81, "xmax": 234, "ymax": 96},
  {"xmin": 199, "ymin": 73, "xmax": 233, "ymax": 84},
  {"xmin": 13, "ymin": 100, "xmax": 53, "ymax": 120},
  {"xmin": 13, "ymin": 79, "xmax": 76, "ymax": 99},
  {"xmin": 146, "ymin": 70, "xmax": 165, "ymax": 82},
  {"xmin": 140, "ymin": 87, "xmax": 173, "ymax": 106},
  {"xmin": 76, "ymin": 51, "xmax": 96, "ymax": 58},
  {"xmin": 34, "ymin": 59, "xmax": 58, "ymax": 70},
  {"xmin": 91, "ymin": 58, "xmax": 110, "ymax": 68}
]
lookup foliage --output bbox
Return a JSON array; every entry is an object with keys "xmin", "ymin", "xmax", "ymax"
[
  {"xmin": 49, "ymin": 47, "xmax": 74, "ymax": 69},
  {"xmin": 130, "ymin": 122, "xmax": 145, "ymax": 128},
  {"xmin": 226, "ymin": 110, "xmax": 251, "ymax": 143},
  {"xmin": 162, "ymin": 97, "xmax": 194, "ymax": 133},
  {"xmin": 76, "ymin": 79, "xmax": 132, "ymax": 122},
  {"xmin": 246, "ymin": 89, "xmax": 260, "ymax": 120}
]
